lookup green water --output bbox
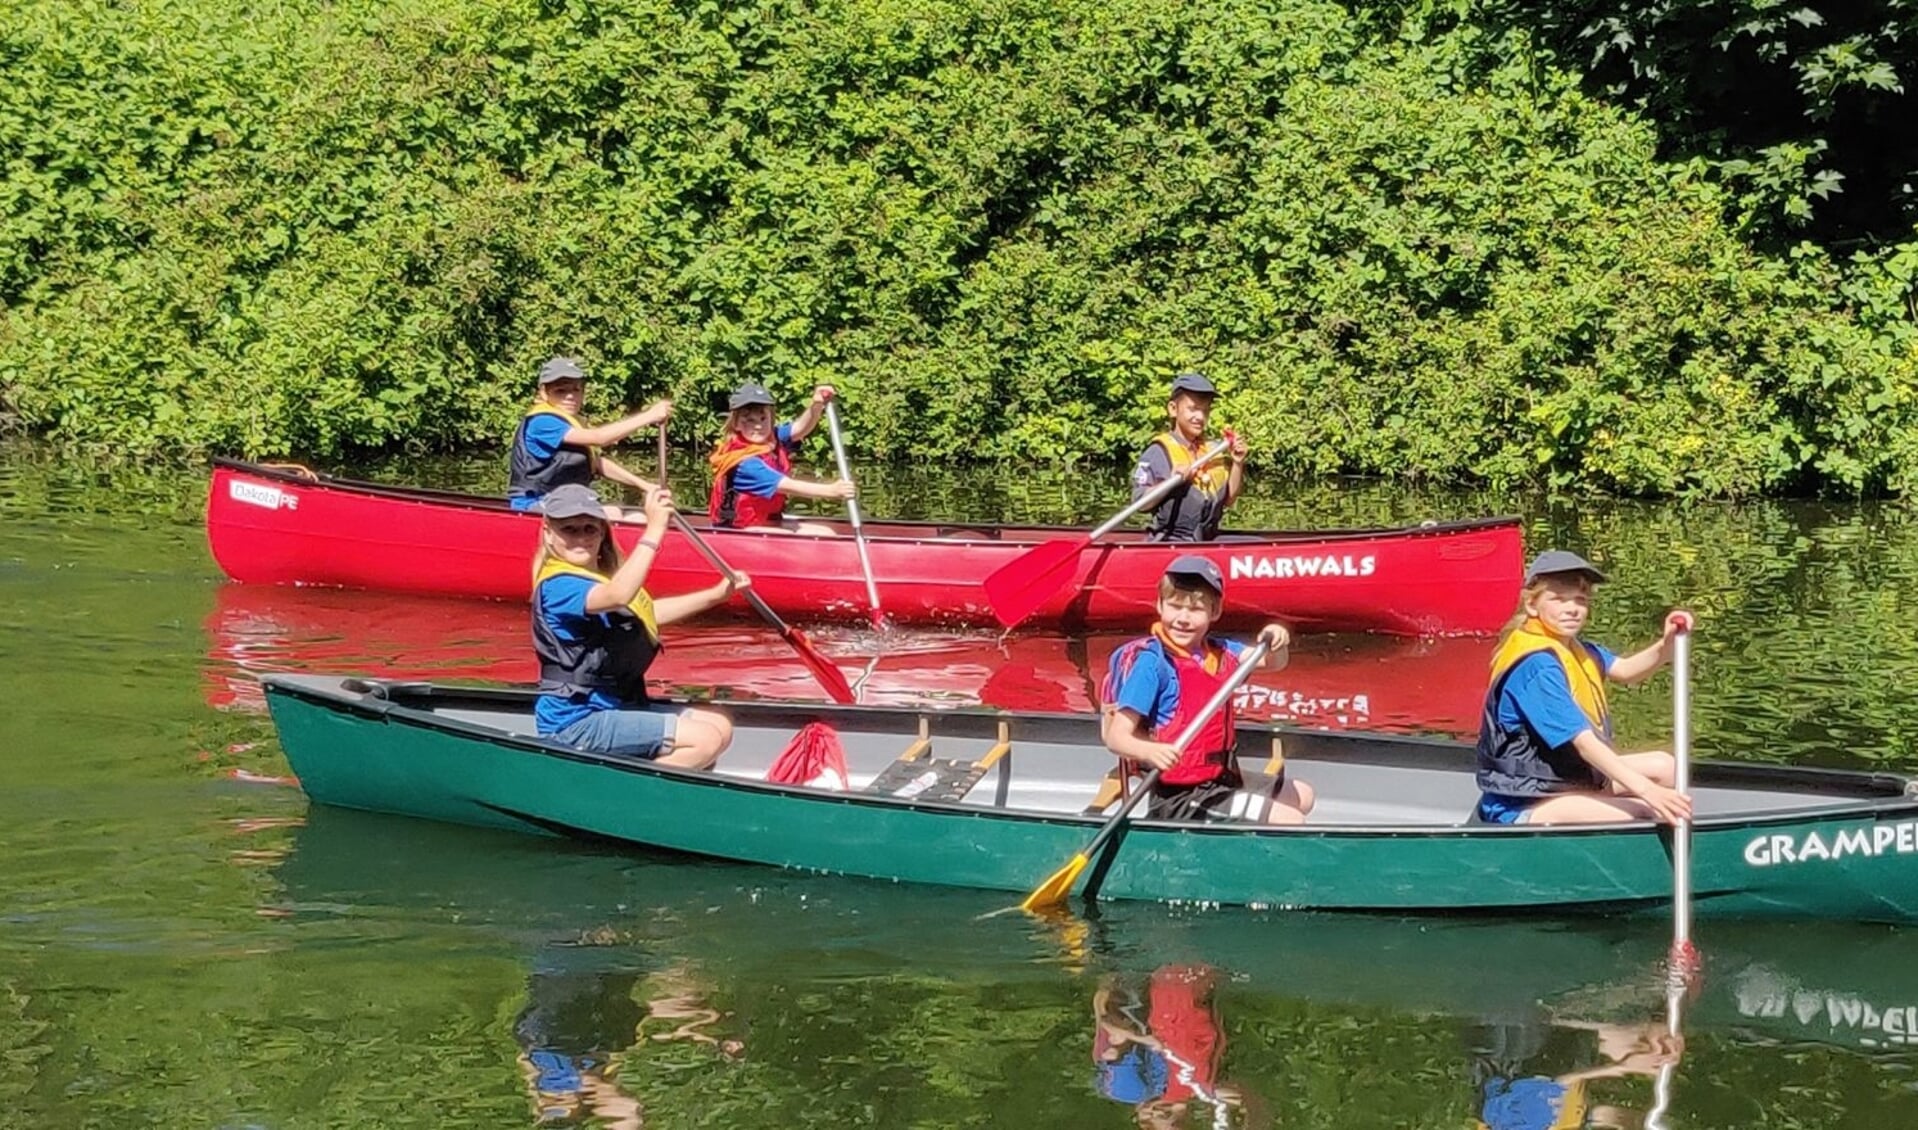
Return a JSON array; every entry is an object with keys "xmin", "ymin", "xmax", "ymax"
[{"xmin": 4, "ymin": 444, "xmax": 1917, "ymax": 1128}]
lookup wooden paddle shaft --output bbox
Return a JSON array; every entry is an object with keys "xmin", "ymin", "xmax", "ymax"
[
  {"xmin": 822, "ymin": 401, "xmax": 882, "ymax": 616},
  {"xmin": 1078, "ymin": 639, "xmax": 1271, "ymax": 860},
  {"xmin": 1089, "ymin": 438, "xmax": 1231, "ymax": 540},
  {"xmin": 657, "ymin": 418, "xmax": 669, "ymax": 485},
  {"xmin": 666, "ymin": 510, "xmax": 792, "ymax": 633}
]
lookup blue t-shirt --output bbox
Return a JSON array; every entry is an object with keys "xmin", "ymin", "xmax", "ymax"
[
  {"xmin": 510, "ymin": 414, "xmax": 579, "ymax": 509},
  {"xmin": 534, "ymin": 573, "xmax": 629, "ymax": 733},
  {"xmin": 1494, "ymin": 643, "xmax": 1618, "ymax": 749},
  {"xmin": 728, "ymin": 423, "xmax": 796, "ymax": 498},
  {"xmin": 1105, "ymin": 637, "xmax": 1248, "ymax": 731}
]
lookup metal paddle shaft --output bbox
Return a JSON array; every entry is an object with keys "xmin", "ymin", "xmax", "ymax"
[
  {"xmin": 1647, "ymin": 621, "xmax": 1697, "ymax": 1130},
  {"xmin": 1088, "ymin": 438, "xmax": 1232, "ymax": 540},
  {"xmin": 822, "ymin": 401, "xmax": 883, "ymax": 626},
  {"xmin": 1671, "ymin": 625, "xmax": 1693, "ymax": 956},
  {"xmin": 983, "ymin": 438, "xmax": 1233, "ymax": 629},
  {"xmin": 1021, "ymin": 638, "xmax": 1270, "ymax": 912}
]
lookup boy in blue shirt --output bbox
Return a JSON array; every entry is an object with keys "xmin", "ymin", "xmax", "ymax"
[{"xmin": 1102, "ymin": 556, "xmax": 1314, "ymax": 823}]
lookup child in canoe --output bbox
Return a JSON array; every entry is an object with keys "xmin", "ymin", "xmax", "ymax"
[
  {"xmin": 509, "ymin": 355, "xmax": 673, "ymax": 516},
  {"xmin": 531, "ymin": 482, "xmax": 745, "ymax": 768},
  {"xmin": 1129, "ymin": 371, "xmax": 1250, "ymax": 542},
  {"xmin": 707, "ymin": 382, "xmax": 855, "ymax": 535},
  {"xmin": 1101, "ymin": 555, "xmax": 1314, "ymax": 823},
  {"xmin": 1474, "ymin": 550, "xmax": 1694, "ymax": 826}
]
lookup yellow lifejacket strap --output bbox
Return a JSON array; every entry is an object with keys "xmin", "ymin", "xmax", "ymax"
[
  {"xmin": 525, "ymin": 403, "xmax": 601, "ymax": 472},
  {"xmin": 1488, "ymin": 618, "xmax": 1610, "ymax": 736},
  {"xmin": 536, "ymin": 559, "xmax": 659, "ymax": 641},
  {"xmin": 1153, "ymin": 432, "xmax": 1230, "ymax": 493}
]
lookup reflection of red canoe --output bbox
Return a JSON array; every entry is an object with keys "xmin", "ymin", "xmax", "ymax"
[
  {"xmin": 207, "ymin": 459, "xmax": 1520, "ymax": 635},
  {"xmin": 202, "ymin": 584, "xmax": 1489, "ymax": 734}
]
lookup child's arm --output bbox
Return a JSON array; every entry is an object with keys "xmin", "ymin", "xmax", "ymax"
[
  {"xmin": 1568, "ymin": 730, "xmax": 1692, "ymax": 824},
  {"xmin": 564, "ymin": 400, "xmax": 673, "ymax": 449},
  {"xmin": 1101, "ymin": 707, "xmax": 1181, "ymax": 771},
  {"xmin": 654, "ymin": 573, "xmax": 748, "ymax": 626},
  {"xmin": 775, "ymin": 475, "xmax": 857, "ymax": 501},
  {"xmin": 1224, "ymin": 430, "xmax": 1248, "ymax": 504},
  {"xmin": 584, "ymin": 487, "xmax": 675, "ymax": 613},
  {"xmin": 786, "ymin": 386, "xmax": 835, "ymax": 442},
  {"xmin": 1607, "ymin": 610, "xmax": 1692, "ymax": 686},
  {"xmin": 596, "ymin": 454, "xmax": 657, "ymax": 494}
]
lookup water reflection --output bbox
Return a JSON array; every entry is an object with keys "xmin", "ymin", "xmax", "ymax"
[
  {"xmin": 1093, "ymin": 965, "xmax": 1260, "ymax": 1129},
  {"xmin": 513, "ymin": 945, "xmax": 743, "ymax": 1128},
  {"xmin": 202, "ymin": 583, "xmax": 1489, "ymax": 733},
  {"xmin": 267, "ymin": 809, "xmax": 1918, "ymax": 1129},
  {"xmin": 1469, "ymin": 1015, "xmax": 1682, "ymax": 1130}
]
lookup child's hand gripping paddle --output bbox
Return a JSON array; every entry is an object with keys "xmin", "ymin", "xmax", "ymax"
[{"xmin": 1020, "ymin": 637, "xmax": 1270, "ymax": 912}]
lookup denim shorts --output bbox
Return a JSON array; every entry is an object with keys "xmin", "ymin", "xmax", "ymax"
[
  {"xmin": 1475, "ymin": 793, "xmax": 1540, "ymax": 825},
  {"xmin": 551, "ymin": 706, "xmax": 680, "ymax": 759}
]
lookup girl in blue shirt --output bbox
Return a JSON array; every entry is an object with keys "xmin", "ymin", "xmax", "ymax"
[{"xmin": 532, "ymin": 482, "xmax": 746, "ymax": 767}]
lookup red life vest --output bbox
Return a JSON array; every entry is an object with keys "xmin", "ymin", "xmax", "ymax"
[
  {"xmin": 1106, "ymin": 628, "xmax": 1240, "ymax": 786},
  {"xmin": 1148, "ymin": 965, "xmax": 1222, "ymax": 1102},
  {"xmin": 706, "ymin": 434, "xmax": 792, "ymax": 527}
]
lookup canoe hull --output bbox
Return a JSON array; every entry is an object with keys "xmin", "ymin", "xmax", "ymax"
[
  {"xmin": 264, "ymin": 676, "xmax": 1918, "ymax": 920},
  {"xmin": 209, "ymin": 460, "xmax": 1522, "ymax": 633}
]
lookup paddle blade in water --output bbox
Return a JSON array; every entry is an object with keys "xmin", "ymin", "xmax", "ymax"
[
  {"xmin": 1020, "ymin": 851, "xmax": 1091, "ymax": 913},
  {"xmin": 783, "ymin": 626, "xmax": 857, "ymax": 704},
  {"xmin": 983, "ymin": 537, "xmax": 1088, "ymax": 628}
]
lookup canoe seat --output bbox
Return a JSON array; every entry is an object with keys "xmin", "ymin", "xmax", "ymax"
[{"xmin": 863, "ymin": 719, "xmax": 1011, "ymax": 805}]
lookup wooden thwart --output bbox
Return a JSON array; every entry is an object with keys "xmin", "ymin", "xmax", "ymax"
[{"xmin": 865, "ymin": 719, "xmax": 1011, "ymax": 804}]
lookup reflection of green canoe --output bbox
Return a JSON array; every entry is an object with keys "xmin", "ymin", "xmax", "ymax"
[
  {"xmin": 277, "ymin": 806, "xmax": 1918, "ymax": 1055},
  {"xmin": 265, "ymin": 674, "xmax": 1918, "ymax": 919}
]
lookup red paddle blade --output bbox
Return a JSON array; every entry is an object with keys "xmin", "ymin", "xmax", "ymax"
[
  {"xmin": 983, "ymin": 537, "xmax": 1088, "ymax": 628},
  {"xmin": 781, "ymin": 625, "xmax": 856, "ymax": 704}
]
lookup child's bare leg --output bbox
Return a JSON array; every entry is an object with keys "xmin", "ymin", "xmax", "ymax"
[
  {"xmin": 1526, "ymin": 791, "xmax": 1657, "ymax": 824},
  {"xmin": 654, "ymin": 708, "xmax": 733, "ymax": 770}
]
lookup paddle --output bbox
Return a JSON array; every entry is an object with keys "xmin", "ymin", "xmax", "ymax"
[
  {"xmin": 1021, "ymin": 637, "xmax": 1271, "ymax": 912},
  {"xmin": 653, "ymin": 420, "xmax": 850, "ymax": 705},
  {"xmin": 1667, "ymin": 611, "xmax": 1697, "ymax": 966},
  {"xmin": 664, "ymin": 510, "xmax": 856, "ymax": 704},
  {"xmin": 984, "ymin": 437, "xmax": 1232, "ymax": 630},
  {"xmin": 1646, "ymin": 612, "xmax": 1698, "ymax": 1130},
  {"xmin": 822, "ymin": 400, "xmax": 885, "ymax": 630}
]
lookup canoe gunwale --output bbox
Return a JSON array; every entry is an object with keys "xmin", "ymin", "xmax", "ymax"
[
  {"xmin": 211, "ymin": 457, "xmax": 1523, "ymax": 546},
  {"xmin": 264, "ymin": 674, "xmax": 1918, "ymax": 839}
]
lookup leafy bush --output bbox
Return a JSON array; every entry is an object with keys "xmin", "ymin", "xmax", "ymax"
[{"xmin": 0, "ymin": 0, "xmax": 1914, "ymax": 496}]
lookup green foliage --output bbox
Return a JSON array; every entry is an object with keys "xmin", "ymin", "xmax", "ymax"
[
  {"xmin": 1376, "ymin": 0, "xmax": 1918, "ymax": 245},
  {"xmin": 1, "ymin": 0, "xmax": 1916, "ymax": 496}
]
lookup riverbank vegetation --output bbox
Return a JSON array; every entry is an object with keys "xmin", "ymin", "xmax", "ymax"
[{"xmin": 1, "ymin": 0, "xmax": 1914, "ymax": 496}]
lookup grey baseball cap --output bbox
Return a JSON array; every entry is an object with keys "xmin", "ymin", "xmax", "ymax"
[
  {"xmin": 537, "ymin": 356, "xmax": 587, "ymax": 385},
  {"xmin": 1525, "ymin": 549, "xmax": 1607, "ymax": 585},
  {"xmin": 536, "ymin": 483, "xmax": 610, "ymax": 521},
  {"xmin": 1164, "ymin": 554, "xmax": 1225, "ymax": 595},
  {"xmin": 728, "ymin": 382, "xmax": 777, "ymax": 410},
  {"xmin": 1169, "ymin": 371, "xmax": 1217, "ymax": 397}
]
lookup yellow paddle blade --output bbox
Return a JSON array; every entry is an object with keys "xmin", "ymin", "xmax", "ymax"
[{"xmin": 1020, "ymin": 852, "xmax": 1091, "ymax": 912}]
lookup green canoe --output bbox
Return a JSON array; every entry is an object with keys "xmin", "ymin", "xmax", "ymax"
[{"xmin": 263, "ymin": 674, "xmax": 1918, "ymax": 920}]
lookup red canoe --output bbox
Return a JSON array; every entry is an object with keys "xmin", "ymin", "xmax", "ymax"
[
  {"xmin": 207, "ymin": 459, "xmax": 1522, "ymax": 635},
  {"xmin": 202, "ymin": 584, "xmax": 1491, "ymax": 733}
]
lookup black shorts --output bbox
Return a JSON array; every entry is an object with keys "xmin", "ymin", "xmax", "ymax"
[{"xmin": 1147, "ymin": 768, "xmax": 1287, "ymax": 824}]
